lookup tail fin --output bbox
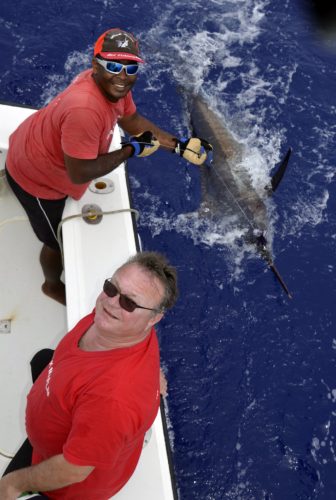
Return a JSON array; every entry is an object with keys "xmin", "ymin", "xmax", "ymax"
[{"xmin": 270, "ymin": 148, "xmax": 292, "ymax": 192}]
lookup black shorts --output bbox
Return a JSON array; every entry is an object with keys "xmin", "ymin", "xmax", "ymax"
[{"xmin": 5, "ymin": 167, "xmax": 67, "ymax": 251}]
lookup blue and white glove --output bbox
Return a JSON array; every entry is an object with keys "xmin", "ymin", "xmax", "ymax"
[
  {"xmin": 123, "ymin": 131, "xmax": 160, "ymax": 158},
  {"xmin": 174, "ymin": 137, "xmax": 213, "ymax": 165}
]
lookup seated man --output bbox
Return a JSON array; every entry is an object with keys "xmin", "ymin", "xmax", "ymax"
[{"xmin": 0, "ymin": 251, "xmax": 178, "ymax": 500}]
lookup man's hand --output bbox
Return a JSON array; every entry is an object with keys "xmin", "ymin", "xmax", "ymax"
[
  {"xmin": 160, "ymin": 368, "xmax": 168, "ymax": 397},
  {"xmin": 174, "ymin": 137, "xmax": 213, "ymax": 166},
  {"xmin": 0, "ymin": 454, "xmax": 94, "ymax": 498},
  {"xmin": 124, "ymin": 131, "xmax": 160, "ymax": 158},
  {"xmin": 0, "ymin": 475, "xmax": 21, "ymax": 500}
]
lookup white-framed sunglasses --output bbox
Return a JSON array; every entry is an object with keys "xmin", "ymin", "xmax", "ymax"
[{"xmin": 95, "ymin": 58, "xmax": 139, "ymax": 76}]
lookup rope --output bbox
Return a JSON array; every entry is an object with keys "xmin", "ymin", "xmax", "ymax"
[
  {"xmin": 0, "ymin": 216, "xmax": 28, "ymax": 229},
  {"xmin": 0, "ymin": 448, "xmax": 13, "ymax": 459},
  {"xmin": 56, "ymin": 207, "xmax": 139, "ymax": 263}
]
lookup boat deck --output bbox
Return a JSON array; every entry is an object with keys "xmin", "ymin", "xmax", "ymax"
[{"xmin": 0, "ymin": 103, "xmax": 177, "ymax": 499}]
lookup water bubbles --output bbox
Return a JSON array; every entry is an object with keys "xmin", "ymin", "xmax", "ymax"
[
  {"xmin": 40, "ymin": 49, "xmax": 91, "ymax": 105},
  {"xmin": 327, "ymin": 390, "xmax": 336, "ymax": 403},
  {"xmin": 312, "ymin": 437, "xmax": 320, "ymax": 450}
]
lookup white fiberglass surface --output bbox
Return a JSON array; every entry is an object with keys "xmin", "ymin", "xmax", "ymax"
[{"xmin": 0, "ymin": 179, "xmax": 66, "ymax": 474}]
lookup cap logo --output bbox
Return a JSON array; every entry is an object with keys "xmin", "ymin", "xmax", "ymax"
[
  {"xmin": 118, "ymin": 39, "xmax": 129, "ymax": 48},
  {"xmin": 108, "ymin": 32, "xmax": 134, "ymax": 44}
]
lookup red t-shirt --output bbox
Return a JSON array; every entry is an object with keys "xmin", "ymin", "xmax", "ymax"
[
  {"xmin": 6, "ymin": 69, "xmax": 136, "ymax": 200},
  {"xmin": 26, "ymin": 312, "xmax": 160, "ymax": 499}
]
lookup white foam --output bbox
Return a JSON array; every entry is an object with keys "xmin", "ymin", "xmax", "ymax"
[
  {"xmin": 40, "ymin": 49, "xmax": 91, "ymax": 105},
  {"xmin": 282, "ymin": 190, "xmax": 329, "ymax": 237},
  {"xmin": 138, "ymin": 0, "xmax": 295, "ymax": 208}
]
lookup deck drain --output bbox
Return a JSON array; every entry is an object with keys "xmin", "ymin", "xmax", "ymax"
[
  {"xmin": 89, "ymin": 177, "xmax": 114, "ymax": 194},
  {"xmin": 0, "ymin": 319, "xmax": 11, "ymax": 333}
]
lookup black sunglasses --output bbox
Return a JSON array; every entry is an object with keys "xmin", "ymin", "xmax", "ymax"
[{"xmin": 103, "ymin": 279, "xmax": 161, "ymax": 313}]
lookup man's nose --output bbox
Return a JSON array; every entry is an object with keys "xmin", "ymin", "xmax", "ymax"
[
  {"xmin": 108, "ymin": 292, "xmax": 121, "ymax": 307},
  {"xmin": 118, "ymin": 68, "xmax": 128, "ymax": 79}
]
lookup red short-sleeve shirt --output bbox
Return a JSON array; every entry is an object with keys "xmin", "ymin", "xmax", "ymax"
[
  {"xmin": 6, "ymin": 70, "xmax": 136, "ymax": 200},
  {"xmin": 26, "ymin": 312, "xmax": 160, "ymax": 499}
]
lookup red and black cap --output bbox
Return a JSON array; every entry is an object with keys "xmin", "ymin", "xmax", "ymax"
[{"xmin": 94, "ymin": 28, "xmax": 144, "ymax": 63}]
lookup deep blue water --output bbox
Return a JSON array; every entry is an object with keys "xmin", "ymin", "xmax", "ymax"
[{"xmin": 1, "ymin": 1, "xmax": 336, "ymax": 498}]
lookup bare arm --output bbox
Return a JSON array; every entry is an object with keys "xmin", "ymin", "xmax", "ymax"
[
  {"xmin": 118, "ymin": 112, "xmax": 177, "ymax": 151},
  {"xmin": 64, "ymin": 144, "xmax": 134, "ymax": 184},
  {"xmin": 64, "ymin": 112, "xmax": 178, "ymax": 184},
  {"xmin": 0, "ymin": 454, "xmax": 94, "ymax": 500}
]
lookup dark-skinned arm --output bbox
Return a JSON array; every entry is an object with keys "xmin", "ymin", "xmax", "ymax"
[
  {"xmin": 0, "ymin": 454, "xmax": 94, "ymax": 500},
  {"xmin": 64, "ymin": 144, "xmax": 134, "ymax": 184},
  {"xmin": 118, "ymin": 112, "xmax": 177, "ymax": 151},
  {"xmin": 64, "ymin": 112, "xmax": 178, "ymax": 184}
]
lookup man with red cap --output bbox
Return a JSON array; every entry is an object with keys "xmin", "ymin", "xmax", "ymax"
[{"xmin": 5, "ymin": 28, "xmax": 212, "ymax": 305}]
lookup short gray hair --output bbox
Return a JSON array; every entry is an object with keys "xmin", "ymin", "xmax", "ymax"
[{"xmin": 124, "ymin": 251, "xmax": 178, "ymax": 311}]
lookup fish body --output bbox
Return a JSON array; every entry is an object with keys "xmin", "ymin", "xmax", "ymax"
[{"xmin": 190, "ymin": 95, "xmax": 292, "ymax": 297}]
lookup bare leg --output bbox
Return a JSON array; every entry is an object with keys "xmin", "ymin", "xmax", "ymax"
[{"xmin": 40, "ymin": 244, "xmax": 66, "ymax": 305}]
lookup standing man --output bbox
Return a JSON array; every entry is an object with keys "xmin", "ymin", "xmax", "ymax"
[
  {"xmin": 5, "ymin": 28, "xmax": 211, "ymax": 305},
  {"xmin": 0, "ymin": 251, "xmax": 178, "ymax": 500}
]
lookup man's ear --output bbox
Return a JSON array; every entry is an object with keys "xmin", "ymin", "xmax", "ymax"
[
  {"xmin": 92, "ymin": 58, "xmax": 99, "ymax": 74},
  {"xmin": 147, "ymin": 312, "xmax": 164, "ymax": 329}
]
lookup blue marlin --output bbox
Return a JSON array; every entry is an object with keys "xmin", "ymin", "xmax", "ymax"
[{"xmin": 190, "ymin": 95, "xmax": 292, "ymax": 298}]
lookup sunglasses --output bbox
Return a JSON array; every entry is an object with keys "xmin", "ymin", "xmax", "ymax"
[
  {"xmin": 103, "ymin": 279, "xmax": 161, "ymax": 313},
  {"xmin": 96, "ymin": 58, "xmax": 139, "ymax": 76}
]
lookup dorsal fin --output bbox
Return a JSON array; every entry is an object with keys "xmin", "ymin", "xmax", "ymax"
[{"xmin": 271, "ymin": 147, "xmax": 292, "ymax": 192}]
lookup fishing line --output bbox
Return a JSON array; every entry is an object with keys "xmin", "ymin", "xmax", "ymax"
[
  {"xmin": 123, "ymin": 140, "xmax": 258, "ymax": 230},
  {"xmin": 159, "ymin": 140, "xmax": 260, "ymax": 231},
  {"xmin": 122, "ymin": 140, "xmax": 206, "ymax": 159},
  {"xmin": 205, "ymin": 160, "xmax": 292, "ymax": 297},
  {"xmin": 0, "ymin": 447, "xmax": 13, "ymax": 459},
  {"xmin": 204, "ymin": 160, "xmax": 259, "ymax": 232}
]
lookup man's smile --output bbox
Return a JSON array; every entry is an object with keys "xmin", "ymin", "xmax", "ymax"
[{"xmin": 103, "ymin": 305, "xmax": 119, "ymax": 320}]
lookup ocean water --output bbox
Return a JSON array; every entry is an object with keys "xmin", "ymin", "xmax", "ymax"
[{"xmin": 1, "ymin": 0, "xmax": 336, "ymax": 499}]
